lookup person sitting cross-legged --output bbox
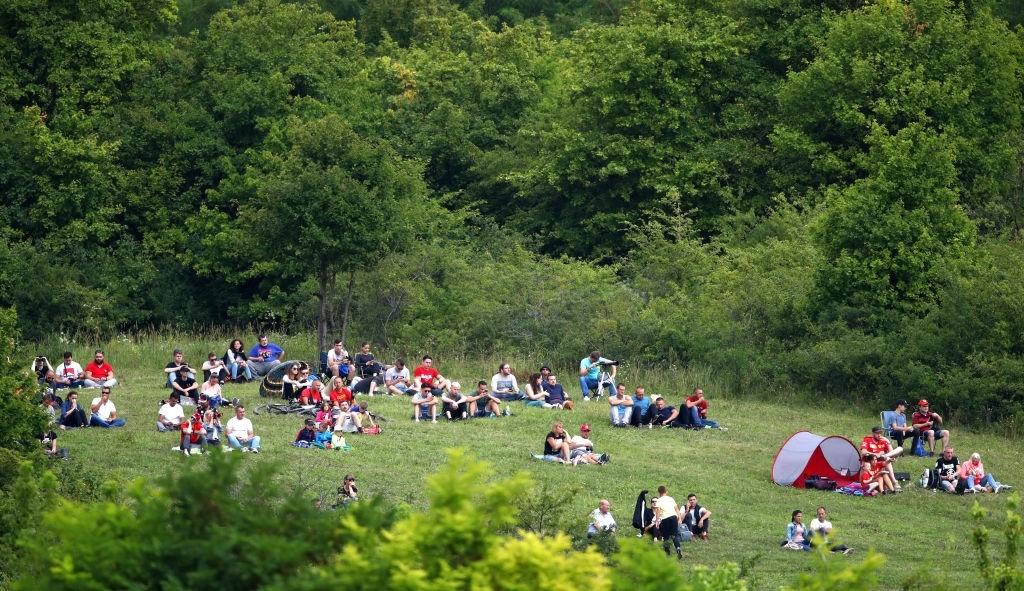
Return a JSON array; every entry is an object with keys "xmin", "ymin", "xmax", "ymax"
[
  {"xmin": 89, "ymin": 388, "xmax": 126, "ymax": 428},
  {"xmin": 157, "ymin": 394, "xmax": 185, "ymax": 432},
  {"xmin": 467, "ymin": 381, "xmax": 501, "ymax": 417},
  {"xmin": 225, "ymin": 405, "xmax": 260, "ymax": 452}
]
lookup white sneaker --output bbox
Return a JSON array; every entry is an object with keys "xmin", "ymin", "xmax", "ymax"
[
  {"xmin": 432, "ymin": 419, "xmax": 438, "ymax": 424},
  {"xmin": 183, "ymin": 448, "xmax": 191, "ymax": 457},
  {"xmin": 583, "ymin": 396, "xmax": 590, "ymax": 402}
]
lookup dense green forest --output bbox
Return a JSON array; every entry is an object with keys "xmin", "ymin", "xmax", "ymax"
[{"xmin": 2, "ymin": 0, "xmax": 1024, "ymax": 431}]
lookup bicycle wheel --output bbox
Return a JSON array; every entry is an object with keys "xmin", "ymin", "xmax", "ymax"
[{"xmin": 253, "ymin": 403, "xmax": 272, "ymax": 416}]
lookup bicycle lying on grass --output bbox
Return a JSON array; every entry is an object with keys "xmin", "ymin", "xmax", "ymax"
[{"xmin": 252, "ymin": 402, "xmax": 316, "ymax": 417}]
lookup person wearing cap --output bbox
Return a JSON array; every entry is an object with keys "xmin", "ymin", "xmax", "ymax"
[
  {"xmin": 294, "ymin": 418, "xmax": 317, "ymax": 445},
  {"xmin": 171, "ymin": 366, "xmax": 199, "ymax": 403},
  {"xmin": 860, "ymin": 425, "xmax": 903, "ymax": 491},
  {"xmin": 887, "ymin": 399, "xmax": 918, "ymax": 452},
  {"xmin": 568, "ymin": 424, "xmax": 608, "ymax": 465},
  {"xmin": 179, "ymin": 407, "xmax": 208, "ymax": 456},
  {"xmin": 411, "ymin": 382, "xmax": 438, "ymax": 423},
  {"xmin": 156, "ymin": 394, "xmax": 185, "ymax": 432},
  {"xmin": 539, "ymin": 365, "xmax": 552, "ymax": 382},
  {"xmin": 609, "ymin": 384, "xmax": 634, "ymax": 427},
  {"xmin": 911, "ymin": 399, "xmax": 949, "ymax": 457}
]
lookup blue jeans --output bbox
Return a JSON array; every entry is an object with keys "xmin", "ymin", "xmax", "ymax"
[
  {"xmin": 229, "ymin": 362, "xmax": 252, "ymax": 381},
  {"xmin": 90, "ymin": 415, "xmax": 126, "ymax": 428},
  {"xmin": 228, "ymin": 434, "xmax": 260, "ymax": 451},
  {"xmin": 580, "ymin": 376, "xmax": 615, "ymax": 397}
]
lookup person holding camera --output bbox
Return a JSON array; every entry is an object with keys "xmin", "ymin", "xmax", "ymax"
[
  {"xmin": 579, "ymin": 350, "xmax": 616, "ymax": 401},
  {"xmin": 32, "ymin": 355, "xmax": 54, "ymax": 386}
]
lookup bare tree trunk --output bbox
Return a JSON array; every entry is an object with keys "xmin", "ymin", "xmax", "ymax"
[
  {"xmin": 317, "ymin": 259, "xmax": 328, "ymax": 353},
  {"xmin": 341, "ymin": 269, "xmax": 355, "ymax": 344}
]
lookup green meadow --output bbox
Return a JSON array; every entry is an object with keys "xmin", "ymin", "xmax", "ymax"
[{"xmin": 43, "ymin": 333, "xmax": 1023, "ymax": 590}]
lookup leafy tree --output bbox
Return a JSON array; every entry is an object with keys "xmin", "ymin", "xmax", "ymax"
[
  {"xmin": 813, "ymin": 123, "xmax": 975, "ymax": 330},
  {"xmin": 508, "ymin": 0, "xmax": 770, "ymax": 260},
  {"xmin": 0, "ymin": 307, "xmax": 47, "ymax": 452}
]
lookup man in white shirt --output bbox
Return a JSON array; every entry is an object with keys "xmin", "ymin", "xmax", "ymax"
[
  {"xmin": 588, "ymin": 499, "xmax": 617, "ymax": 537},
  {"xmin": 385, "ymin": 358, "xmax": 412, "ymax": 395},
  {"xmin": 156, "ymin": 395, "xmax": 185, "ymax": 432},
  {"xmin": 808, "ymin": 506, "xmax": 853, "ymax": 554},
  {"xmin": 225, "ymin": 405, "xmax": 260, "ymax": 452},
  {"xmin": 90, "ymin": 388, "xmax": 126, "ymax": 428},
  {"xmin": 54, "ymin": 351, "xmax": 85, "ymax": 390}
]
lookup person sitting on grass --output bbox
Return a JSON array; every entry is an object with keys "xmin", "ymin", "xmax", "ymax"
[
  {"xmin": 960, "ymin": 452, "xmax": 1012, "ymax": 493},
  {"xmin": 200, "ymin": 375, "xmax": 224, "ymax": 408},
  {"xmin": 315, "ymin": 421, "xmax": 333, "ymax": 448},
  {"xmin": 608, "ymin": 384, "xmax": 634, "ymax": 427},
  {"xmin": 157, "ymin": 394, "xmax": 185, "ymax": 432},
  {"xmin": 164, "ymin": 349, "xmax": 192, "ymax": 388},
  {"xmin": 294, "ymin": 418, "xmax": 317, "ymax": 446},
  {"xmin": 412, "ymin": 383, "xmax": 438, "ymax": 423},
  {"xmin": 225, "ymin": 405, "xmax": 260, "ymax": 453},
  {"xmin": 860, "ymin": 426, "xmax": 902, "ymax": 491},
  {"xmin": 808, "ymin": 507, "xmax": 853, "ymax": 554},
  {"xmin": 202, "ymin": 401, "xmax": 222, "ymax": 447},
  {"xmin": 89, "ymin": 388, "xmax": 126, "ymax": 428},
  {"xmin": 542, "ymin": 421, "xmax": 571, "ymax": 463},
  {"xmin": 225, "ymin": 339, "xmax": 253, "ymax": 383},
  {"xmin": 783, "ymin": 510, "xmax": 811, "ymax": 551},
  {"xmin": 859, "ymin": 454, "xmax": 895, "ymax": 496},
  {"xmin": 385, "ymin": 358, "xmax": 412, "ymax": 395},
  {"xmin": 315, "ymin": 402, "xmax": 334, "ymax": 428},
  {"xmin": 588, "ymin": 500, "xmax": 617, "ymax": 537},
  {"xmin": 83, "ymin": 349, "xmax": 117, "ymax": 389},
  {"xmin": 568, "ymin": 424, "xmax": 609, "ymax": 465},
  {"xmin": 298, "ymin": 378, "xmax": 323, "ymax": 406},
  {"xmin": 524, "ymin": 373, "xmax": 551, "ymax": 408},
  {"xmin": 542, "ymin": 374, "xmax": 571, "ymax": 410},
  {"xmin": 282, "ymin": 363, "xmax": 305, "ymax": 403},
  {"xmin": 468, "ymin": 380, "xmax": 501, "ymax": 417},
  {"xmin": 351, "ymin": 402, "xmax": 376, "ymax": 432},
  {"xmin": 171, "ymin": 366, "xmax": 199, "ymax": 403},
  {"xmin": 201, "ymin": 351, "xmax": 228, "ymax": 383},
  {"xmin": 648, "ymin": 396, "xmax": 681, "ymax": 428},
  {"xmin": 681, "ymin": 388, "xmax": 724, "ymax": 430},
  {"xmin": 442, "ymin": 381, "xmax": 469, "ymax": 420},
  {"xmin": 179, "ymin": 408, "xmax": 208, "ymax": 456},
  {"xmin": 326, "ymin": 376, "xmax": 352, "ymax": 405},
  {"xmin": 681, "ymin": 493, "xmax": 710, "ymax": 541}
]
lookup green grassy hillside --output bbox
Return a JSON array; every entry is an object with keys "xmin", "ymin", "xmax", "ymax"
[{"xmin": 44, "ymin": 334, "xmax": 1023, "ymax": 590}]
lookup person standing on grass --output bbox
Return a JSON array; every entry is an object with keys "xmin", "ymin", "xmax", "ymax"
[
  {"xmin": 225, "ymin": 405, "xmax": 260, "ymax": 452},
  {"xmin": 89, "ymin": 388, "xmax": 126, "ymax": 428},
  {"xmin": 654, "ymin": 486, "xmax": 683, "ymax": 559},
  {"xmin": 808, "ymin": 507, "xmax": 853, "ymax": 554}
]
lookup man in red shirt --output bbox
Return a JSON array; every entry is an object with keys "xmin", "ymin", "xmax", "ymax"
[
  {"xmin": 911, "ymin": 399, "xmax": 950, "ymax": 457},
  {"xmin": 681, "ymin": 388, "xmax": 724, "ymax": 430},
  {"xmin": 860, "ymin": 426, "xmax": 903, "ymax": 491},
  {"xmin": 413, "ymin": 355, "xmax": 450, "ymax": 395},
  {"xmin": 83, "ymin": 349, "xmax": 117, "ymax": 388}
]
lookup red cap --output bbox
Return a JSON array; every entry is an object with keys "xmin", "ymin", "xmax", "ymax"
[
  {"xmin": 918, "ymin": 399, "xmax": 929, "ymax": 406},
  {"xmin": 580, "ymin": 424, "xmax": 591, "ymax": 432}
]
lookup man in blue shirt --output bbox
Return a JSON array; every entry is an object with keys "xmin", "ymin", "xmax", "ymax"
[
  {"xmin": 248, "ymin": 334, "xmax": 284, "ymax": 377},
  {"xmin": 630, "ymin": 386, "xmax": 652, "ymax": 428},
  {"xmin": 579, "ymin": 350, "xmax": 616, "ymax": 401}
]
